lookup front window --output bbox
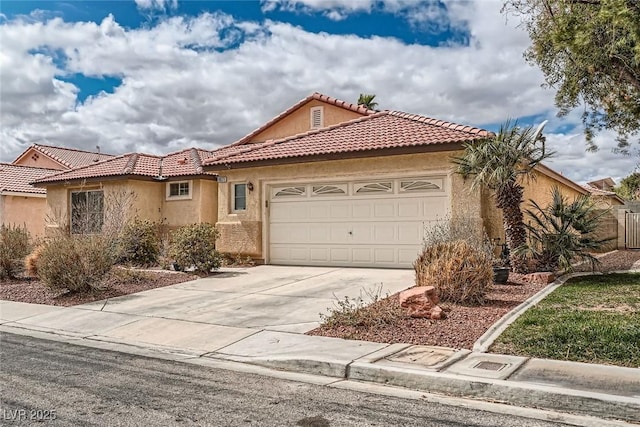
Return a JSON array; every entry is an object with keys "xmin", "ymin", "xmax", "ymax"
[
  {"xmin": 233, "ymin": 183, "xmax": 247, "ymax": 212},
  {"xmin": 166, "ymin": 181, "xmax": 191, "ymax": 200},
  {"xmin": 71, "ymin": 190, "xmax": 104, "ymax": 234}
]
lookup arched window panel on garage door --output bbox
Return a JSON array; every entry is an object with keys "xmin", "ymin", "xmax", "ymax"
[
  {"xmin": 311, "ymin": 184, "xmax": 347, "ymax": 196},
  {"xmin": 272, "ymin": 186, "xmax": 306, "ymax": 198},
  {"xmin": 354, "ymin": 182, "xmax": 393, "ymax": 194},
  {"xmin": 399, "ymin": 178, "xmax": 444, "ymax": 193}
]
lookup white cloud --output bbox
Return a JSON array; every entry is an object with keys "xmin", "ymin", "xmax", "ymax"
[
  {"xmin": 0, "ymin": 0, "xmax": 632, "ymax": 185},
  {"xmin": 261, "ymin": 0, "xmax": 374, "ymax": 20},
  {"xmin": 135, "ymin": 0, "xmax": 178, "ymax": 12}
]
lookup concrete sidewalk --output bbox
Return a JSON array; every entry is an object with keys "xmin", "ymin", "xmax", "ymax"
[
  {"xmin": 1, "ymin": 298, "xmax": 638, "ymax": 425},
  {"xmin": 2, "ymin": 266, "xmax": 639, "ymax": 424}
]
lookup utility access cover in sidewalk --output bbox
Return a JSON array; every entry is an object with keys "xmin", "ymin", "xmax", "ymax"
[
  {"xmin": 474, "ymin": 361, "xmax": 508, "ymax": 371},
  {"xmin": 384, "ymin": 345, "xmax": 466, "ymax": 371},
  {"xmin": 445, "ymin": 353, "xmax": 528, "ymax": 380}
]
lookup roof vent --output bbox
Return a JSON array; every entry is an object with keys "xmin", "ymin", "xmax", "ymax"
[
  {"xmin": 310, "ymin": 107, "xmax": 323, "ymax": 129},
  {"xmin": 94, "ymin": 146, "xmax": 100, "ymax": 162}
]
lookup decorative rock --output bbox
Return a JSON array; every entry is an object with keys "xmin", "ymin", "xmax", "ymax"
[
  {"xmin": 529, "ymin": 272, "xmax": 556, "ymax": 284},
  {"xmin": 398, "ymin": 286, "xmax": 446, "ymax": 320}
]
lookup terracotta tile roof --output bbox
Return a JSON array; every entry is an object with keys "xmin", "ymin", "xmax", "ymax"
[
  {"xmin": 14, "ymin": 144, "xmax": 115, "ymax": 169},
  {"xmin": 0, "ymin": 163, "xmax": 59, "ymax": 195},
  {"xmin": 204, "ymin": 111, "xmax": 491, "ymax": 167},
  {"xmin": 583, "ymin": 184, "xmax": 618, "ymax": 197},
  {"xmin": 231, "ymin": 92, "xmax": 377, "ymax": 146},
  {"xmin": 34, "ymin": 148, "xmax": 216, "ymax": 185},
  {"xmin": 586, "ymin": 177, "xmax": 616, "ymax": 191}
]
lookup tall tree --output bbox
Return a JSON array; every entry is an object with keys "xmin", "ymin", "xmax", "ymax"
[
  {"xmin": 504, "ymin": 0, "xmax": 640, "ymax": 151},
  {"xmin": 615, "ymin": 172, "xmax": 640, "ymax": 200},
  {"xmin": 357, "ymin": 93, "xmax": 378, "ymax": 110},
  {"xmin": 454, "ymin": 120, "xmax": 553, "ymax": 273}
]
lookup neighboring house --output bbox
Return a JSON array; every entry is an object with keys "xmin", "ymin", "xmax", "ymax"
[
  {"xmin": 33, "ymin": 148, "xmax": 218, "ymax": 234},
  {"xmin": 12, "ymin": 143, "xmax": 114, "ymax": 170},
  {"xmin": 0, "ymin": 164, "xmax": 59, "ymax": 237},
  {"xmin": 587, "ymin": 177, "xmax": 616, "ymax": 192},
  {"xmin": 0, "ymin": 145, "xmax": 116, "ymax": 238},
  {"xmin": 31, "ymin": 93, "xmax": 624, "ymax": 266}
]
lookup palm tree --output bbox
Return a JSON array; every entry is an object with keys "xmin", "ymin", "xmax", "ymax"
[
  {"xmin": 357, "ymin": 93, "xmax": 378, "ymax": 110},
  {"xmin": 454, "ymin": 120, "xmax": 553, "ymax": 273}
]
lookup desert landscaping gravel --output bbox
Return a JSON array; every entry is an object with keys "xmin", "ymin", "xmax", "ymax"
[
  {"xmin": 0, "ymin": 269, "xmax": 199, "ymax": 307},
  {"xmin": 2, "ymin": 250, "xmax": 638, "ymax": 349},
  {"xmin": 309, "ymin": 250, "xmax": 640, "ymax": 349}
]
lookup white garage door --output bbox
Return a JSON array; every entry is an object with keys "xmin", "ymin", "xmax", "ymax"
[{"xmin": 268, "ymin": 176, "xmax": 449, "ymax": 268}]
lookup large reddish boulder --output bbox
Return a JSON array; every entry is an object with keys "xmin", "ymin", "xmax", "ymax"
[{"xmin": 399, "ymin": 286, "xmax": 445, "ymax": 320}]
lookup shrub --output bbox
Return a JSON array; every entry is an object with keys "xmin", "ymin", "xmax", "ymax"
[
  {"xmin": 169, "ymin": 223, "xmax": 221, "ymax": 276},
  {"xmin": 319, "ymin": 285, "xmax": 401, "ymax": 328},
  {"xmin": 520, "ymin": 187, "xmax": 613, "ymax": 272},
  {"xmin": 37, "ymin": 235, "xmax": 116, "ymax": 293},
  {"xmin": 414, "ymin": 240, "xmax": 494, "ymax": 305},
  {"xmin": 116, "ymin": 219, "xmax": 161, "ymax": 267},
  {"xmin": 423, "ymin": 215, "xmax": 494, "ymax": 258},
  {"xmin": 0, "ymin": 224, "xmax": 31, "ymax": 279}
]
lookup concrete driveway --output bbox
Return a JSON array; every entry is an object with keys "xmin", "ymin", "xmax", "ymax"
[{"xmin": 78, "ymin": 266, "xmax": 413, "ymax": 334}]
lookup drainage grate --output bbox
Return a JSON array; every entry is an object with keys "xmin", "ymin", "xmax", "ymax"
[{"xmin": 474, "ymin": 361, "xmax": 508, "ymax": 371}]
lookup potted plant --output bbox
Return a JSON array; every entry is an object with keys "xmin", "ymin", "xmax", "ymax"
[{"xmin": 492, "ymin": 242, "xmax": 510, "ymax": 285}]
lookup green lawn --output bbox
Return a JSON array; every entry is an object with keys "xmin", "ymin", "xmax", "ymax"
[{"xmin": 491, "ymin": 273, "xmax": 640, "ymax": 367}]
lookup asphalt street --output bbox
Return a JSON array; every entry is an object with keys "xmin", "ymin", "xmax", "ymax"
[{"xmin": 0, "ymin": 332, "xmax": 570, "ymax": 427}]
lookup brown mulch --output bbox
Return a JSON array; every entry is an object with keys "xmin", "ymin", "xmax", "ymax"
[
  {"xmin": 308, "ymin": 250, "xmax": 640, "ymax": 350},
  {"xmin": 0, "ymin": 269, "xmax": 199, "ymax": 307}
]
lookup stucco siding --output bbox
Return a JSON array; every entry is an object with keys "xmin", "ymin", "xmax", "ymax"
[
  {"xmin": 0, "ymin": 195, "xmax": 47, "ymax": 238},
  {"xmin": 128, "ymin": 181, "xmax": 163, "ymax": 223},
  {"xmin": 44, "ymin": 178, "xmax": 218, "ymax": 235},
  {"xmin": 247, "ymin": 100, "xmax": 364, "ymax": 143},
  {"xmin": 197, "ymin": 179, "xmax": 218, "ymax": 224},
  {"xmin": 481, "ymin": 169, "xmax": 619, "ymax": 252},
  {"xmin": 13, "ymin": 150, "xmax": 65, "ymax": 170},
  {"xmin": 162, "ymin": 179, "xmax": 218, "ymax": 227},
  {"xmin": 215, "ymin": 151, "xmax": 482, "ymax": 260}
]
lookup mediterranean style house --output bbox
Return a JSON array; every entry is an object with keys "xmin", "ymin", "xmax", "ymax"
[
  {"xmin": 26, "ymin": 92, "xmax": 623, "ymax": 267},
  {"xmin": 1, "ymin": 145, "xmax": 114, "ymax": 237}
]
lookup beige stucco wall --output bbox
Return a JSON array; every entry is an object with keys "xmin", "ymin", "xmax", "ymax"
[
  {"xmin": 215, "ymin": 151, "xmax": 482, "ymax": 261},
  {"xmin": 247, "ymin": 100, "xmax": 365, "ymax": 143},
  {"xmin": 481, "ymin": 169, "xmax": 620, "ymax": 252},
  {"xmin": 0, "ymin": 194, "xmax": 47, "ymax": 239},
  {"xmin": 162, "ymin": 179, "xmax": 218, "ymax": 229},
  {"xmin": 44, "ymin": 178, "xmax": 218, "ymax": 235},
  {"xmin": 13, "ymin": 149, "xmax": 66, "ymax": 170}
]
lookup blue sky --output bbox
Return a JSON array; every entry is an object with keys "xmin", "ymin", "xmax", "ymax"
[{"xmin": 0, "ymin": 0, "xmax": 636, "ymax": 181}]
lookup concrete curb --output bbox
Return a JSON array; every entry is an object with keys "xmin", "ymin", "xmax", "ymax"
[
  {"xmin": 472, "ymin": 272, "xmax": 594, "ymax": 353},
  {"xmin": 347, "ymin": 361, "xmax": 640, "ymax": 423},
  {"xmin": 2, "ymin": 324, "xmax": 639, "ymax": 424}
]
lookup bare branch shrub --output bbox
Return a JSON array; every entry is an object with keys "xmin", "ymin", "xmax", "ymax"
[
  {"xmin": 0, "ymin": 224, "xmax": 31, "ymax": 279},
  {"xmin": 422, "ymin": 214, "xmax": 493, "ymax": 258},
  {"xmin": 37, "ymin": 183, "xmax": 138, "ymax": 292}
]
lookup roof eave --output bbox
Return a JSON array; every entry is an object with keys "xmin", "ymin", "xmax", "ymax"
[
  {"xmin": 0, "ymin": 190, "xmax": 46, "ymax": 198},
  {"xmin": 203, "ymin": 142, "xmax": 466, "ymax": 172},
  {"xmin": 34, "ymin": 173, "xmax": 218, "ymax": 187}
]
